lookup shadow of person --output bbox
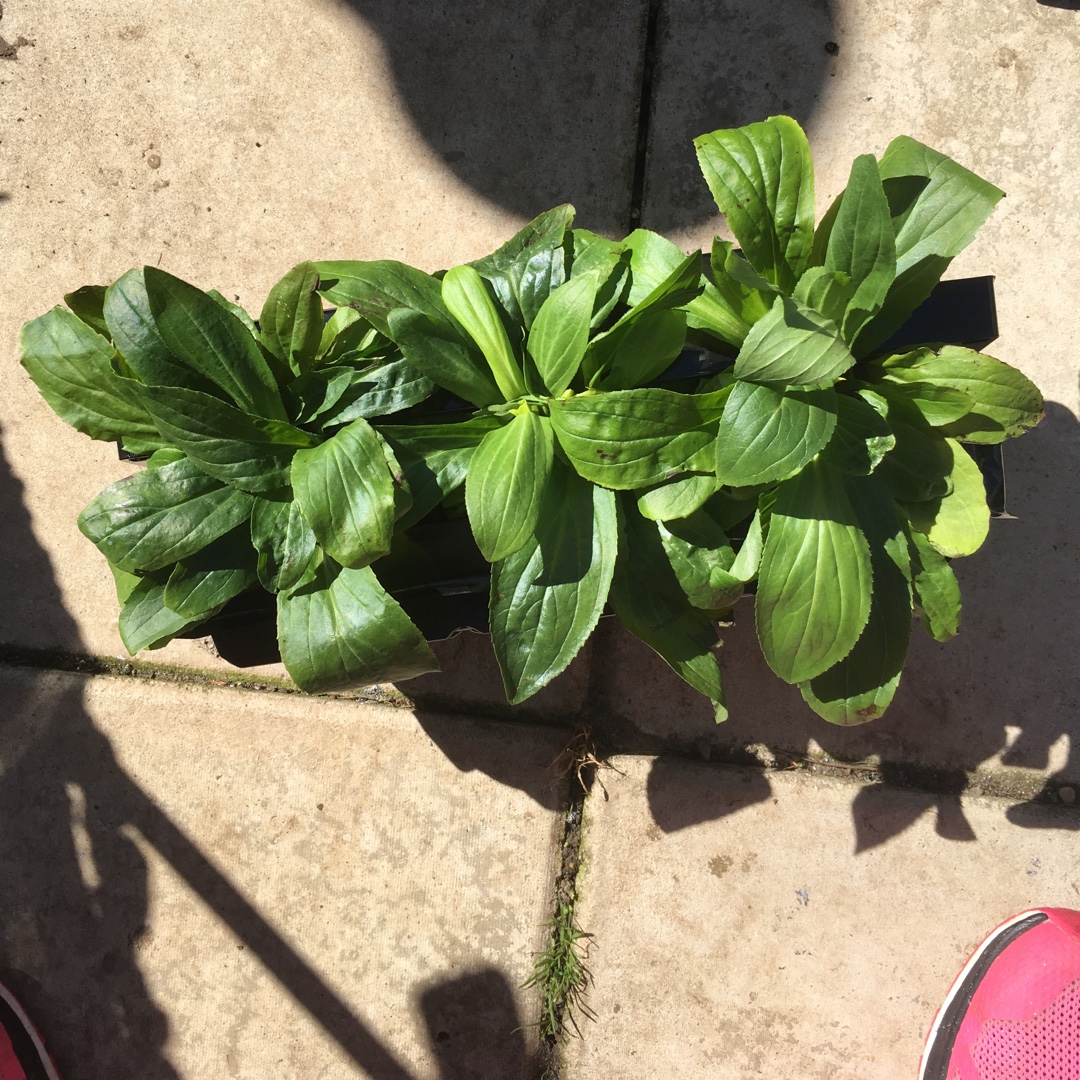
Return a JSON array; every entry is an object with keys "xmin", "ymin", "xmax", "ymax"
[
  {"xmin": 339, "ymin": 0, "xmax": 836, "ymax": 235},
  {"xmin": 0, "ymin": 422, "xmax": 559, "ymax": 1076},
  {"xmin": 419, "ymin": 968, "xmax": 535, "ymax": 1080},
  {"xmin": 0, "ymin": 428, "xmax": 178, "ymax": 1078}
]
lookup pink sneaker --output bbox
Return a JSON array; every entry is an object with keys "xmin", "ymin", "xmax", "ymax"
[
  {"xmin": 0, "ymin": 980, "xmax": 61, "ymax": 1080},
  {"xmin": 920, "ymin": 908, "xmax": 1080, "ymax": 1080}
]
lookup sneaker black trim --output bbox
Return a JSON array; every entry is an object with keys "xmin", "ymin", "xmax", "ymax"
[
  {"xmin": 922, "ymin": 911, "xmax": 1049, "ymax": 1080},
  {"xmin": 0, "ymin": 988, "xmax": 53, "ymax": 1080}
]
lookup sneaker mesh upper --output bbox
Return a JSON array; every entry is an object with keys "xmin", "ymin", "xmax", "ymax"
[{"xmin": 970, "ymin": 978, "xmax": 1080, "ymax": 1080}]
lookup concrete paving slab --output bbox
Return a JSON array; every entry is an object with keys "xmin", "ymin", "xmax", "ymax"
[
  {"xmin": 638, "ymin": 0, "xmax": 839, "ymax": 235},
  {"xmin": 0, "ymin": 664, "xmax": 569, "ymax": 1078},
  {"xmin": 610, "ymin": 0, "xmax": 1080, "ymax": 789},
  {"xmin": 0, "ymin": 0, "xmax": 647, "ymax": 670},
  {"xmin": 569, "ymin": 755, "xmax": 1080, "ymax": 1080}
]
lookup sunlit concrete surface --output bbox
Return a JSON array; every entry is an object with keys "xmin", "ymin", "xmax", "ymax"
[
  {"xmin": 569, "ymin": 757, "xmax": 1080, "ymax": 1079},
  {"xmin": 0, "ymin": 665, "xmax": 566, "ymax": 1078}
]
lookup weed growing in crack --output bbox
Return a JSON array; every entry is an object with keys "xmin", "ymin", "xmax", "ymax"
[{"xmin": 523, "ymin": 897, "xmax": 595, "ymax": 1042}]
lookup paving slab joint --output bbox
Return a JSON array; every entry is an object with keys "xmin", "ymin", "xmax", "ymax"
[
  {"xmin": 0, "ymin": 643, "xmax": 406, "ymax": 703},
  {"xmin": 627, "ymin": 0, "xmax": 662, "ymax": 231},
  {"xmin": 527, "ymin": 729, "xmax": 607, "ymax": 1079}
]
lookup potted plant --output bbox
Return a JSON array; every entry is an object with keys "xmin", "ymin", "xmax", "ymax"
[{"xmin": 20, "ymin": 116, "xmax": 1042, "ymax": 723}]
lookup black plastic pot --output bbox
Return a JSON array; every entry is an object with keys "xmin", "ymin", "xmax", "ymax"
[{"xmin": 178, "ymin": 275, "xmax": 1006, "ymax": 667}]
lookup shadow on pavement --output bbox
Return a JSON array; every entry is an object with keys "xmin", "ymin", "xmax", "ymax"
[
  {"xmin": 647, "ymin": 756, "xmax": 772, "ymax": 833},
  {"xmin": 593, "ymin": 400, "xmax": 1080, "ymax": 849},
  {"xmin": 419, "ymin": 969, "xmax": 531, "ymax": 1078},
  {"xmin": 340, "ymin": 0, "xmax": 835, "ymax": 235},
  {"xmin": 0, "ymin": 428, "xmax": 538, "ymax": 1078}
]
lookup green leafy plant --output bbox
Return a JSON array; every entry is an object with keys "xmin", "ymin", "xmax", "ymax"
[
  {"xmin": 20, "ymin": 116, "xmax": 1043, "ymax": 722},
  {"xmin": 644, "ymin": 115, "xmax": 1044, "ymax": 721},
  {"xmin": 21, "ymin": 263, "xmax": 442, "ymax": 691},
  {"xmin": 318, "ymin": 206, "xmax": 733, "ymax": 712}
]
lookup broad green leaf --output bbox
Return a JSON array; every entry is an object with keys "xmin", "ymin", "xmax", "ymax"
[
  {"xmin": 383, "ymin": 444, "xmax": 473, "ymax": 533},
  {"xmin": 315, "ymin": 260, "xmax": 444, "ymax": 337},
  {"xmin": 134, "ymin": 383, "xmax": 317, "ymax": 492},
  {"xmin": 146, "ymin": 447, "xmax": 187, "ymax": 468},
  {"xmin": 728, "ymin": 509, "xmax": 764, "ymax": 581},
  {"xmin": 259, "ymin": 261, "xmax": 324, "ymax": 374},
  {"xmin": 855, "ymin": 138, "xmax": 1004, "ymax": 353},
  {"xmin": 288, "ymin": 366, "xmax": 356, "ymax": 426},
  {"xmin": 120, "ymin": 576, "xmax": 211, "ymax": 653},
  {"xmin": 143, "ymin": 267, "xmax": 286, "ymax": 420},
  {"xmin": 572, "ymin": 229, "xmax": 625, "ymax": 278},
  {"xmin": 20, "ymin": 306, "xmax": 160, "ymax": 442},
  {"xmin": 714, "ymin": 240, "xmax": 779, "ymax": 295},
  {"xmin": 318, "ymin": 306, "xmax": 362, "ymax": 357},
  {"xmin": 881, "ymin": 139, "xmax": 1004, "ymax": 276},
  {"xmin": 441, "ymin": 264, "xmax": 526, "ymax": 400},
  {"xmin": 387, "ymin": 307, "xmax": 502, "ymax": 407},
  {"xmin": 658, "ymin": 508, "xmax": 743, "ymax": 612},
  {"xmin": 79, "ymin": 456, "xmax": 255, "ymax": 572},
  {"xmin": 164, "ymin": 525, "xmax": 258, "ymax": 618},
  {"xmin": 819, "ymin": 153, "xmax": 897, "ymax": 343},
  {"xmin": 164, "ymin": 563, "xmax": 255, "ymax": 619},
  {"xmin": 291, "ymin": 418, "xmax": 396, "ymax": 569},
  {"xmin": 624, "ymin": 229, "xmax": 748, "ymax": 347},
  {"xmin": 608, "ymin": 245, "xmax": 701, "ymax": 328},
  {"xmin": 64, "ymin": 285, "xmax": 110, "ymax": 338},
  {"xmin": 592, "ymin": 309, "xmax": 687, "ymax": 391},
  {"xmin": 378, "ymin": 415, "xmax": 501, "ymax": 530},
  {"xmin": 637, "ymin": 473, "xmax": 719, "ymax": 521},
  {"xmin": 470, "ymin": 205, "xmax": 574, "ymax": 329},
  {"xmin": 578, "ymin": 241, "xmax": 700, "ymax": 385},
  {"xmin": 907, "ymin": 523, "xmax": 961, "ymax": 641},
  {"xmin": 323, "ymin": 322, "xmax": 387, "ymax": 366},
  {"xmin": 714, "ymin": 381, "xmax": 837, "ymax": 486},
  {"xmin": 755, "ymin": 457, "xmax": 873, "ymax": 683},
  {"xmin": 550, "ymin": 387, "xmax": 728, "ymax": 489},
  {"xmin": 375, "ymin": 414, "xmax": 501, "ymax": 454},
  {"xmin": 734, "ymin": 294, "xmax": 854, "ymax": 386},
  {"xmin": 277, "ymin": 560, "xmax": 438, "ymax": 693},
  {"xmin": 313, "ymin": 359, "xmax": 436, "ymax": 427},
  {"xmin": 873, "ymin": 391, "xmax": 954, "ymax": 502},
  {"xmin": 250, "ymin": 495, "xmax": 319, "ymax": 592},
  {"xmin": 104, "ymin": 269, "xmax": 219, "ymax": 395},
  {"xmin": 465, "ymin": 411, "xmax": 554, "ymax": 562},
  {"xmin": 792, "ymin": 266, "xmax": 855, "ymax": 329},
  {"xmin": 571, "ymin": 230, "xmax": 629, "ymax": 328},
  {"xmin": 799, "ymin": 474, "xmax": 911, "ymax": 723},
  {"xmin": 611, "ymin": 498, "xmax": 726, "ymax": 717},
  {"xmin": 881, "ymin": 346, "xmax": 1044, "ymax": 443},
  {"xmin": 206, "ymin": 291, "xmax": 259, "ymax": 336},
  {"xmin": 878, "ymin": 379, "xmax": 973, "ymax": 427},
  {"xmin": 694, "ymin": 116, "xmax": 816, "ymax": 291},
  {"xmin": 119, "ymin": 434, "xmax": 170, "ymax": 456},
  {"xmin": 825, "ymin": 391, "xmax": 896, "ymax": 475},
  {"xmin": 527, "ymin": 273, "xmax": 596, "ymax": 395},
  {"xmin": 490, "ymin": 462, "xmax": 617, "ymax": 703},
  {"xmin": 901, "ymin": 439, "xmax": 990, "ymax": 557},
  {"xmin": 622, "ymin": 230, "xmax": 691, "ymax": 306},
  {"xmin": 109, "ymin": 562, "xmax": 142, "ymax": 606},
  {"xmin": 708, "ymin": 240, "xmax": 774, "ymax": 339}
]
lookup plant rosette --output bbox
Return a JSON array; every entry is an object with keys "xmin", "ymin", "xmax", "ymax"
[{"xmin": 20, "ymin": 116, "xmax": 1042, "ymax": 724}]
